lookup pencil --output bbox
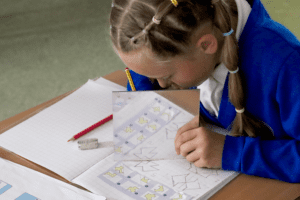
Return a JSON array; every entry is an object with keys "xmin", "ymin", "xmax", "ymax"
[
  {"xmin": 67, "ymin": 114, "xmax": 113, "ymax": 142},
  {"xmin": 125, "ymin": 68, "xmax": 136, "ymax": 91}
]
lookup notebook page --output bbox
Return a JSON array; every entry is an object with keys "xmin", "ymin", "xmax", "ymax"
[
  {"xmin": 0, "ymin": 80, "xmax": 118, "ymax": 181},
  {"xmin": 72, "ymin": 152, "xmax": 238, "ymax": 200},
  {"xmin": 0, "ymin": 158, "xmax": 106, "ymax": 200},
  {"xmin": 72, "ymin": 90, "xmax": 237, "ymax": 200},
  {"xmin": 94, "ymin": 78, "xmax": 127, "ymax": 91},
  {"xmin": 113, "ymin": 91, "xmax": 195, "ymax": 161}
]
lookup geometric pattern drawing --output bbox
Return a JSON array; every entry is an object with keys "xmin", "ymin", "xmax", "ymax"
[
  {"xmin": 15, "ymin": 193, "xmax": 41, "ymax": 200},
  {"xmin": 0, "ymin": 180, "xmax": 12, "ymax": 195},
  {"xmin": 188, "ymin": 163, "xmax": 219, "ymax": 178},
  {"xmin": 134, "ymin": 161, "xmax": 159, "ymax": 172},
  {"xmin": 172, "ymin": 121, "xmax": 190, "ymax": 130},
  {"xmin": 134, "ymin": 147, "xmax": 157, "ymax": 160},
  {"xmin": 172, "ymin": 174, "xmax": 201, "ymax": 191},
  {"xmin": 165, "ymin": 128, "xmax": 177, "ymax": 140}
]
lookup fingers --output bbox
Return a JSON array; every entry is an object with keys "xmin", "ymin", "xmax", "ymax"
[
  {"xmin": 185, "ymin": 150, "xmax": 200, "ymax": 163},
  {"xmin": 179, "ymin": 141, "xmax": 196, "ymax": 157},
  {"xmin": 175, "ymin": 130, "xmax": 196, "ymax": 155},
  {"xmin": 175, "ymin": 115, "xmax": 199, "ymax": 148},
  {"xmin": 193, "ymin": 159, "xmax": 220, "ymax": 169}
]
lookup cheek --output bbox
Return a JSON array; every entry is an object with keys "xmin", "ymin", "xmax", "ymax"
[
  {"xmin": 175, "ymin": 66, "xmax": 201, "ymax": 86},
  {"xmin": 175, "ymin": 66, "xmax": 212, "ymax": 87}
]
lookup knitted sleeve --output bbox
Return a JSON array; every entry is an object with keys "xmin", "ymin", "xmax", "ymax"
[
  {"xmin": 126, "ymin": 69, "xmax": 162, "ymax": 91},
  {"xmin": 222, "ymin": 51, "xmax": 300, "ymax": 183}
]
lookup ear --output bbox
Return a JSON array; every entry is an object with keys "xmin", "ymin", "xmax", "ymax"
[{"xmin": 196, "ymin": 34, "xmax": 218, "ymax": 54}]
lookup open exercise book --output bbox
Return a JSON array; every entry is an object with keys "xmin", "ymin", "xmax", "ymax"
[{"xmin": 0, "ymin": 78, "xmax": 238, "ymax": 200}]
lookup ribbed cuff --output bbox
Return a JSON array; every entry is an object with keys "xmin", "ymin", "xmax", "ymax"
[{"xmin": 222, "ymin": 135, "xmax": 246, "ymax": 172}]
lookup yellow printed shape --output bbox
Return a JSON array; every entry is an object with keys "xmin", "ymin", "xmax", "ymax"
[
  {"xmin": 153, "ymin": 107, "xmax": 160, "ymax": 112},
  {"xmin": 154, "ymin": 185, "xmax": 164, "ymax": 192},
  {"xmin": 145, "ymin": 193, "xmax": 156, "ymax": 200},
  {"xmin": 162, "ymin": 113, "xmax": 171, "ymax": 117},
  {"xmin": 137, "ymin": 135, "xmax": 145, "ymax": 141},
  {"xmin": 141, "ymin": 177, "xmax": 149, "ymax": 183},
  {"xmin": 138, "ymin": 117, "xmax": 148, "ymax": 124},
  {"xmin": 172, "ymin": 193, "xmax": 183, "ymax": 200},
  {"xmin": 161, "ymin": 113, "xmax": 171, "ymax": 120},
  {"xmin": 125, "ymin": 127, "xmax": 134, "ymax": 133},
  {"xmin": 148, "ymin": 124, "xmax": 157, "ymax": 131},
  {"xmin": 127, "ymin": 186, "xmax": 138, "ymax": 193},
  {"xmin": 115, "ymin": 147, "xmax": 122, "ymax": 153},
  {"xmin": 105, "ymin": 172, "xmax": 117, "ymax": 178},
  {"xmin": 115, "ymin": 166, "xmax": 124, "ymax": 173}
]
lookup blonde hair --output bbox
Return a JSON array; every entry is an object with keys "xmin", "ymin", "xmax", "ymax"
[{"xmin": 110, "ymin": 0, "xmax": 267, "ymax": 137}]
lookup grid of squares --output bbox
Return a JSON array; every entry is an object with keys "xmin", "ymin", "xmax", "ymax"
[{"xmin": 114, "ymin": 97, "xmax": 180, "ymax": 161}]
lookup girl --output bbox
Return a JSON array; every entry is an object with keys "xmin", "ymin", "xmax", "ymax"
[{"xmin": 109, "ymin": 0, "xmax": 300, "ymax": 183}]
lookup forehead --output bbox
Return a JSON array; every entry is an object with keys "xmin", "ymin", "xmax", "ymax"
[{"xmin": 117, "ymin": 48, "xmax": 175, "ymax": 78}]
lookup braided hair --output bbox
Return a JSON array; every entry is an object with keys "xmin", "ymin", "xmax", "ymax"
[{"xmin": 110, "ymin": 0, "xmax": 268, "ymax": 137}]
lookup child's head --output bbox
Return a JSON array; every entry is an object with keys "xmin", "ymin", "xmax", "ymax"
[
  {"xmin": 110, "ymin": 0, "xmax": 267, "ymax": 137},
  {"xmin": 110, "ymin": 0, "xmax": 238, "ymax": 88}
]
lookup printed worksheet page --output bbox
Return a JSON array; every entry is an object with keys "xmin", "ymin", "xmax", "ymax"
[
  {"xmin": 73, "ymin": 90, "xmax": 238, "ymax": 200},
  {"xmin": 73, "ymin": 151, "xmax": 238, "ymax": 200},
  {"xmin": 112, "ymin": 91, "xmax": 193, "ymax": 161},
  {"xmin": 0, "ymin": 158, "xmax": 105, "ymax": 200}
]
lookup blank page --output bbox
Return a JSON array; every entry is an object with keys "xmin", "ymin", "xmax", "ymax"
[{"xmin": 0, "ymin": 80, "xmax": 123, "ymax": 181}]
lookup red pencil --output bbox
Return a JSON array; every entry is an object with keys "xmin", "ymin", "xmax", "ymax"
[{"xmin": 67, "ymin": 114, "xmax": 113, "ymax": 142}]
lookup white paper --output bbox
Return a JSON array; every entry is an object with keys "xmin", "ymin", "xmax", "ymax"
[
  {"xmin": 73, "ymin": 153, "xmax": 238, "ymax": 200},
  {"xmin": 0, "ymin": 78, "xmax": 236, "ymax": 200},
  {"xmin": 94, "ymin": 77, "xmax": 126, "ymax": 91},
  {"xmin": 0, "ymin": 158, "xmax": 105, "ymax": 200},
  {"xmin": 72, "ymin": 90, "xmax": 238, "ymax": 200},
  {"xmin": 0, "ymin": 80, "xmax": 117, "ymax": 181},
  {"xmin": 113, "ymin": 92, "xmax": 194, "ymax": 161}
]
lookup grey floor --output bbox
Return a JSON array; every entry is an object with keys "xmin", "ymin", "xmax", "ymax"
[{"xmin": 1, "ymin": 0, "xmax": 299, "ymax": 122}]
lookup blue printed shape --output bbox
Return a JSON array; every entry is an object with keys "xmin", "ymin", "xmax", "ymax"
[
  {"xmin": 15, "ymin": 193, "xmax": 39, "ymax": 200},
  {"xmin": 0, "ymin": 181, "xmax": 12, "ymax": 195}
]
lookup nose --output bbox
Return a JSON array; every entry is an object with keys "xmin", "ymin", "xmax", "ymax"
[{"xmin": 156, "ymin": 78, "xmax": 169, "ymax": 88}]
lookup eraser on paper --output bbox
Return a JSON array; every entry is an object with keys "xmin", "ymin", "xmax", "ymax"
[
  {"xmin": 78, "ymin": 139, "xmax": 114, "ymax": 150},
  {"xmin": 78, "ymin": 138, "xmax": 99, "ymax": 150}
]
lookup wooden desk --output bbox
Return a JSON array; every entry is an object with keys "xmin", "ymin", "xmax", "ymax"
[{"xmin": 0, "ymin": 70, "xmax": 299, "ymax": 199}]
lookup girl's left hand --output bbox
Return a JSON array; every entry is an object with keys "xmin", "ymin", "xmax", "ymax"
[{"xmin": 174, "ymin": 115, "xmax": 226, "ymax": 169}]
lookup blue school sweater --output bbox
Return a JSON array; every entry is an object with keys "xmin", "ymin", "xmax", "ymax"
[{"xmin": 126, "ymin": 0, "xmax": 300, "ymax": 183}]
